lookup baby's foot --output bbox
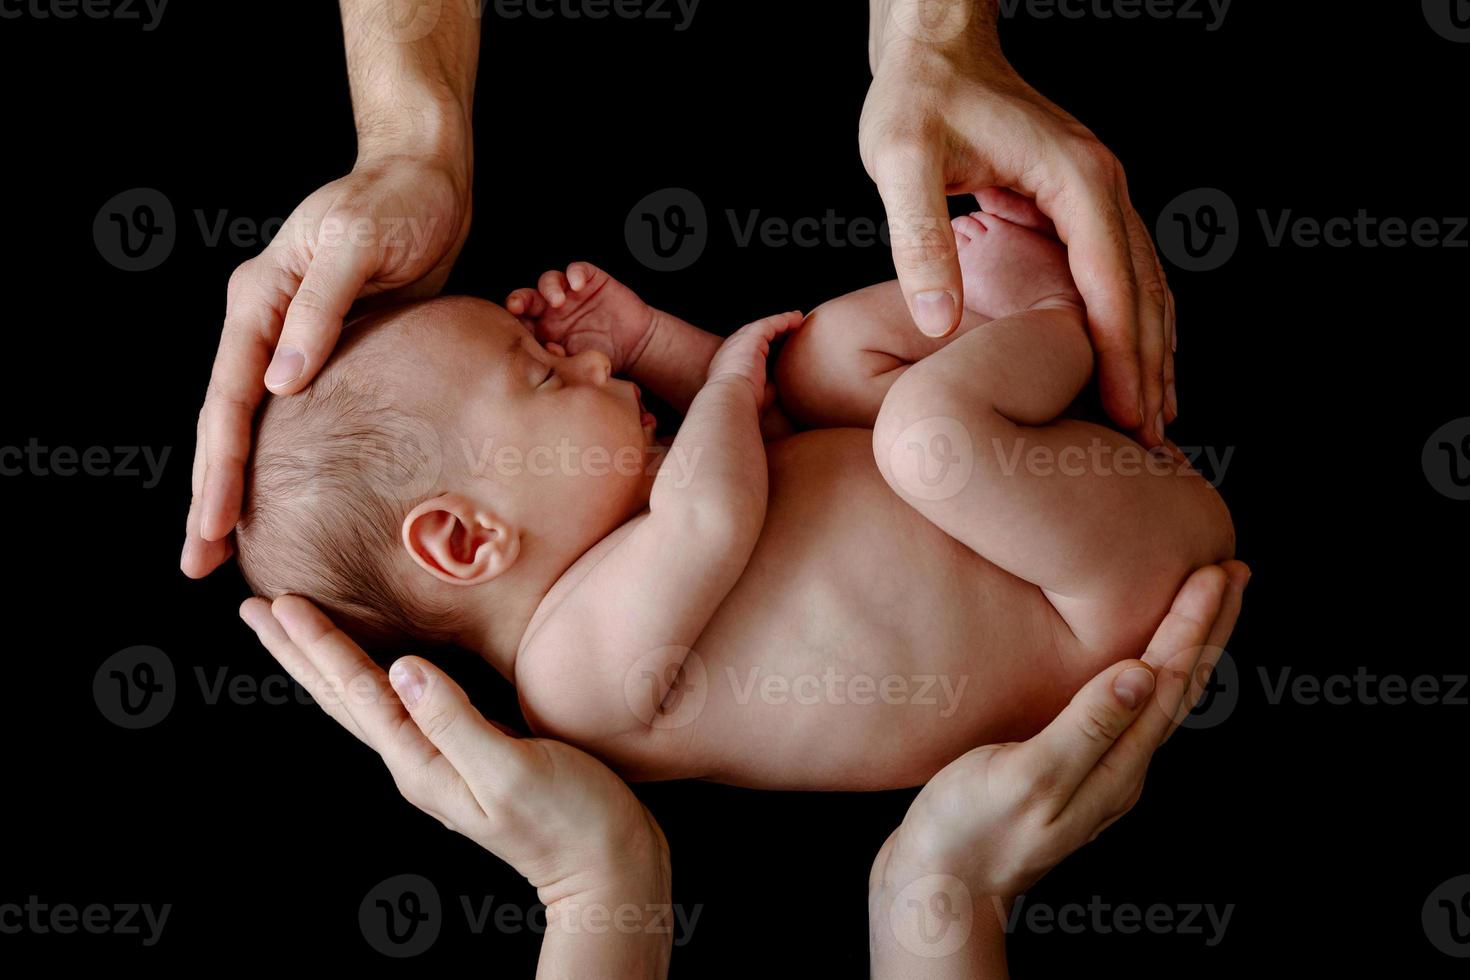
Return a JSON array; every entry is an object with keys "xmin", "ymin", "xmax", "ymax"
[
  {"xmin": 506, "ymin": 262, "xmax": 655, "ymax": 374},
  {"xmin": 951, "ymin": 211, "xmax": 1082, "ymax": 320}
]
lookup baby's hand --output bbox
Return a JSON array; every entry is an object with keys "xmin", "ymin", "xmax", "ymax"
[
  {"xmin": 706, "ymin": 311, "xmax": 804, "ymax": 403},
  {"xmin": 506, "ymin": 262, "xmax": 655, "ymax": 375}
]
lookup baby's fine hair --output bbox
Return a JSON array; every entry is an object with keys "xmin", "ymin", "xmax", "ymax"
[{"xmin": 235, "ymin": 372, "xmax": 458, "ymax": 654}]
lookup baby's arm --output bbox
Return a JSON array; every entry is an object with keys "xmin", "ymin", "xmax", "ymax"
[
  {"xmin": 508, "ymin": 262, "xmax": 793, "ymax": 437},
  {"xmin": 518, "ymin": 312, "xmax": 803, "ymax": 742}
]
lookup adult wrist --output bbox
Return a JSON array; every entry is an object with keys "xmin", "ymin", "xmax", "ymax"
[
  {"xmin": 869, "ymin": 0, "xmax": 1002, "ymax": 75},
  {"xmin": 354, "ymin": 87, "xmax": 473, "ymax": 183}
]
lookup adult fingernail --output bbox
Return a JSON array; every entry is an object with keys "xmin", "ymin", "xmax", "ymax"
[
  {"xmin": 1113, "ymin": 667, "xmax": 1156, "ymax": 709},
  {"xmin": 913, "ymin": 290, "xmax": 955, "ymax": 337},
  {"xmin": 1154, "ymin": 411, "xmax": 1166, "ymax": 443},
  {"xmin": 389, "ymin": 660, "xmax": 427, "ymax": 708},
  {"xmin": 265, "ymin": 347, "xmax": 305, "ymax": 390},
  {"xmin": 1166, "ymin": 382, "xmax": 1178, "ymax": 419}
]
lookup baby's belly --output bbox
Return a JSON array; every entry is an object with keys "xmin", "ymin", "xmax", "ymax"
[{"xmin": 667, "ymin": 430, "xmax": 1081, "ymax": 790}]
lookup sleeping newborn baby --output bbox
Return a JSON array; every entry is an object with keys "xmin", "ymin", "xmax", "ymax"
[{"xmin": 236, "ymin": 203, "xmax": 1233, "ymax": 790}]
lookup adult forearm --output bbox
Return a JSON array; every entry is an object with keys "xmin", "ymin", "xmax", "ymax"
[
  {"xmin": 339, "ymin": 0, "xmax": 480, "ymax": 170},
  {"xmin": 868, "ymin": 0, "xmax": 1001, "ymax": 73},
  {"xmin": 537, "ymin": 868, "xmax": 673, "ymax": 980}
]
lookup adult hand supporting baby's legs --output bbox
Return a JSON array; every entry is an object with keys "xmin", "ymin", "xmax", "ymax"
[
  {"xmin": 239, "ymin": 595, "xmax": 673, "ymax": 979},
  {"xmin": 868, "ymin": 561, "xmax": 1249, "ymax": 980}
]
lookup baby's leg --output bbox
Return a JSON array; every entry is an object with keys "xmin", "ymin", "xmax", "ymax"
[
  {"xmin": 777, "ymin": 212, "xmax": 1080, "ymax": 429},
  {"xmin": 872, "ymin": 301, "xmax": 1234, "ymax": 666}
]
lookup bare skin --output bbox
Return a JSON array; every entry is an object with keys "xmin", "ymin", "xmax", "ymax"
[{"xmin": 492, "ymin": 215, "xmax": 1232, "ymax": 790}]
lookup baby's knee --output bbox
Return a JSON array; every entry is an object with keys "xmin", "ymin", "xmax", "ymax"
[
  {"xmin": 872, "ymin": 361, "xmax": 999, "ymax": 491},
  {"xmin": 777, "ymin": 302, "xmax": 902, "ymax": 428}
]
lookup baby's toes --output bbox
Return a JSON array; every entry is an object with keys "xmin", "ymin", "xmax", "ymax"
[{"xmin": 952, "ymin": 213, "xmax": 986, "ymax": 246}]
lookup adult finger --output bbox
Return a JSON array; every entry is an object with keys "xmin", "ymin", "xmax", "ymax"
[
  {"xmin": 871, "ymin": 138, "xmax": 963, "ymax": 338},
  {"xmin": 1009, "ymin": 658, "xmax": 1157, "ymax": 809},
  {"xmin": 238, "ymin": 597, "xmax": 367, "ymax": 745},
  {"xmin": 387, "ymin": 657, "xmax": 533, "ymax": 810},
  {"xmin": 1051, "ymin": 565, "xmax": 1232, "ymax": 834},
  {"xmin": 1163, "ymin": 560, "xmax": 1249, "ymax": 742},
  {"xmin": 1043, "ymin": 156, "xmax": 1144, "ymax": 432},
  {"xmin": 268, "ymin": 239, "xmax": 378, "ymax": 394},
  {"xmin": 268, "ymin": 595, "xmax": 434, "ymax": 764},
  {"xmin": 195, "ymin": 257, "xmax": 294, "ymax": 545},
  {"xmin": 1123, "ymin": 197, "xmax": 1170, "ymax": 445}
]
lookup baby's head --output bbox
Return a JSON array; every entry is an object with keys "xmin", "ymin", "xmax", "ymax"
[{"xmin": 236, "ymin": 296, "xmax": 657, "ymax": 655}]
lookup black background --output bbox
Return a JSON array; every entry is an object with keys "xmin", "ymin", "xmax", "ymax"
[{"xmin": 3, "ymin": 0, "xmax": 1467, "ymax": 973}]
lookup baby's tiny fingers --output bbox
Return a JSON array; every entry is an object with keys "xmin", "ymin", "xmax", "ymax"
[
  {"xmin": 566, "ymin": 261, "xmax": 598, "ymax": 291},
  {"xmin": 538, "ymin": 270, "xmax": 570, "ymax": 307}
]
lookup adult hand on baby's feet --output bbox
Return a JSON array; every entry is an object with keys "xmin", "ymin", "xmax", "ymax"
[
  {"xmin": 507, "ymin": 262, "xmax": 657, "ymax": 375},
  {"xmin": 862, "ymin": 0, "xmax": 1175, "ymax": 447},
  {"xmin": 869, "ymin": 561, "xmax": 1249, "ymax": 975},
  {"xmin": 238, "ymin": 596, "xmax": 671, "ymax": 939}
]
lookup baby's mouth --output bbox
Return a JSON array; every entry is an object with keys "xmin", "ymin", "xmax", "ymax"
[{"xmin": 633, "ymin": 385, "xmax": 656, "ymax": 431}]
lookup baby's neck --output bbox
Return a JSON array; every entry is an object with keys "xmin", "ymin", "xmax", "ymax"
[{"xmin": 453, "ymin": 551, "xmax": 573, "ymax": 683}]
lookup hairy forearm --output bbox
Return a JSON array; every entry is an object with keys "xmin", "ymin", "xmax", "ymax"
[
  {"xmin": 339, "ymin": 0, "xmax": 480, "ymax": 171},
  {"xmin": 868, "ymin": 0, "xmax": 1001, "ymax": 73}
]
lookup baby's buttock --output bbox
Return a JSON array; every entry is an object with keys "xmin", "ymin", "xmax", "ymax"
[{"xmin": 661, "ymin": 429, "xmax": 1093, "ymax": 790}]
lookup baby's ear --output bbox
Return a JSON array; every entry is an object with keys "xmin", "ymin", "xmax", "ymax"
[{"xmin": 401, "ymin": 493, "xmax": 520, "ymax": 586}]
